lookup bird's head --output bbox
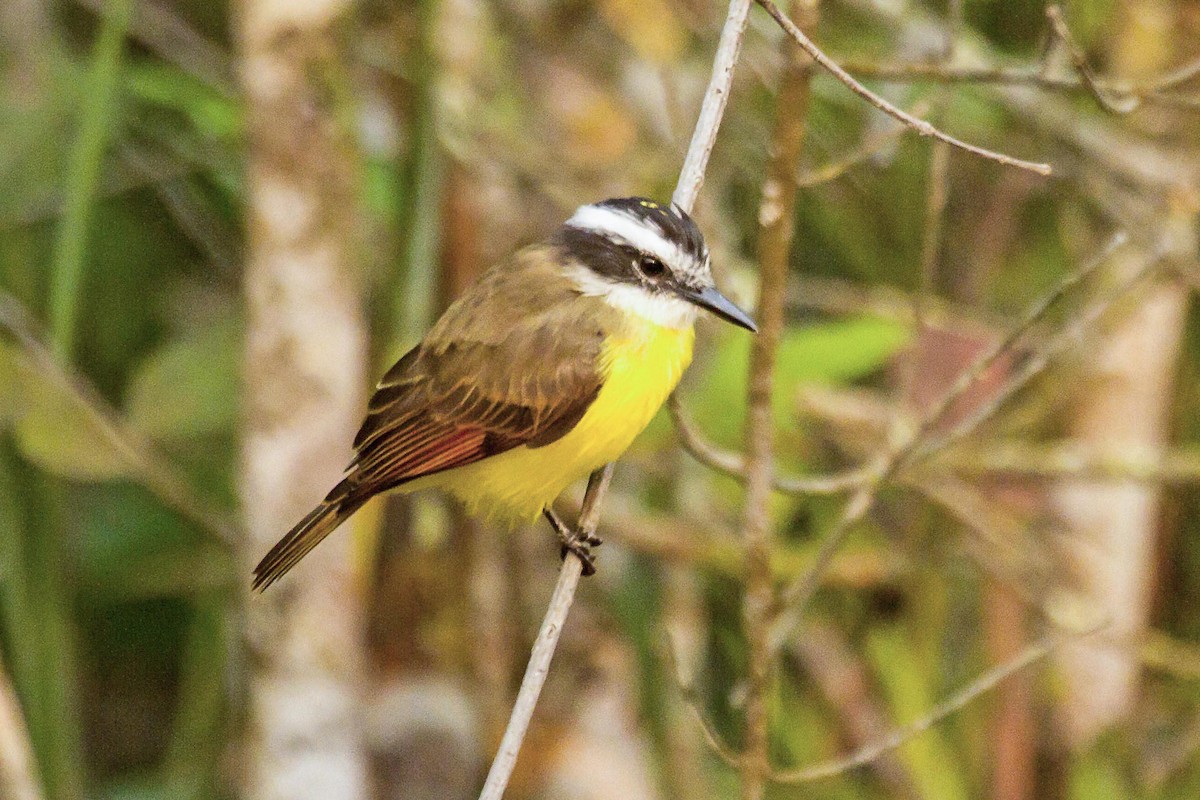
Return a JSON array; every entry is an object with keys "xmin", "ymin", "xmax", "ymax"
[{"xmin": 555, "ymin": 197, "xmax": 757, "ymax": 332}]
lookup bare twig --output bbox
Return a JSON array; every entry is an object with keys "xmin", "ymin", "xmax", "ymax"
[
  {"xmin": 895, "ymin": 230, "xmax": 1129, "ymax": 470},
  {"xmin": 668, "ymin": 394, "xmax": 746, "ymax": 475},
  {"xmin": 934, "ymin": 440, "xmax": 1200, "ymax": 484},
  {"xmin": 1043, "ymin": 5, "xmax": 1138, "ymax": 114},
  {"xmin": 668, "ymin": 394, "xmax": 869, "ymax": 495},
  {"xmin": 770, "ymin": 636, "xmax": 1059, "ymax": 783},
  {"xmin": 478, "ymin": 2, "xmax": 754, "ymax": 794},
  {"xmin": 602, "ymin": 507, "xmax": 901, "ymax": 587},
  {"xmin": 753, "ymin": 0, "xmax": 1052, "ymax": 176},
  {"xmin": 1147, "ymin": 57, "xmax": 1200, "ymax": 92},
  {"xmin": 768, "ymin": 475, "xmax": 882, "ymax": 651},
  {"xmin": 673, "ymin": 0, "xmax": 754, "ymax": 213},
  {"xmin": 909, "ymin": 236, "xmax": 1170, "ymax": 465},
  {"xmin": 665, "ymin": 631, "xmax": 744, "ymax": 770},
  {"xmin": 789, "ymin": 625, "xmax": 921, "ymax": 797},
  {"xmin": 477, "ymin": 550, "xmax": 585, "ymax": 799},
  {"xmin": 477, "ymin": 466, "xmax": 613, "ymax": 800},
  {"xmin": 913, "ymin": 476, "xmax": 1049, "ymax": 609}
]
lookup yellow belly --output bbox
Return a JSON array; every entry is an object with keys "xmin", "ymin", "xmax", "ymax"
[{"xmin": 410, "ymin": 318, "xmax": 694, "ymax": 524}]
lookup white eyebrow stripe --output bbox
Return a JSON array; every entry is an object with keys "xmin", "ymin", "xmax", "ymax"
[{"xmin": 565, "ymin": 204, "xmax": 685, "ymax": 267}]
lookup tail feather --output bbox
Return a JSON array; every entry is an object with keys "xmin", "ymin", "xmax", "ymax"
[{"xmin": 252, "ymin": 480, "xmax": 367, "ymax": 592}]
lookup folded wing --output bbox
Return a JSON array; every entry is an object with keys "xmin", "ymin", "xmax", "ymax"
[{"xmin": 252, "ymin": 256, "xmax": 605, "ymax": 590}]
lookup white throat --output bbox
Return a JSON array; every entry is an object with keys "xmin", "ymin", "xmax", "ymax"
[{"xmin": 568, "ymin": 266, "xmax": 698, "ymax": 330}]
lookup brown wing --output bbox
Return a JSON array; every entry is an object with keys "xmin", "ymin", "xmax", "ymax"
[
  {"xmin": 253, "ymin": 247, "xmax": 606, "ymax": 591},
  {"xmin": 349, "ymin": 247, "xmax": 606, "ymax": 495}
]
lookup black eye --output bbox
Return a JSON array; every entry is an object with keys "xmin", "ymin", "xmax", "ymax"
[{"xmin": 639, "ymin": 256, "xmax": 667, "ymax": 279}]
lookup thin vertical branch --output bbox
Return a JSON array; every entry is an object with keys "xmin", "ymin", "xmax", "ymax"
[
  {"xmin": 673, "ymin": 0, "xmax": 753, "ymax": 213},
  {"xmin": 477, "ymin": 2, "xmax": 754, "ymax": 795},
  {"xmin": 477, "ymin": 468, "xmax": 607, "ymax": 800},
  {"xmin": 477, "ymin": 556, "xmax": 583, "ymax": 800},
  {"xmin": 739, "ymin": 2, "xmax": 817, "ymax": 797}
]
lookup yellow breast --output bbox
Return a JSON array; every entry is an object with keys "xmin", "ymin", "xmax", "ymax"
[{"xmin": 423, "ymin": 316, "xmax": 694, "ymax": 523}]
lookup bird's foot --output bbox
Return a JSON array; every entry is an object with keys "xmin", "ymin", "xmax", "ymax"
[
  {"xmin": 561, "ymin": 536, "xmax": 597, "ymax": 576},
  {"xmin": 543, "ymin": 508, "xmax": 602, "ymax": 576}
]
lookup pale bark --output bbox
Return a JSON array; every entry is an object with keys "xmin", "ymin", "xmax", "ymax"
[
  {"xmin": 237, "ymin": 0, "xmax": 369, "ymax": 797},
  {"xmin": 1051, "ymin": 2, "xmax": 1194, "ymax": 744},
  {"xmin": 541, "ymin": 645, "xmax": 663, "ymax": 800},
  {"xmin": 0, "ymin": 658, "xmax": 43, "ymax": 800},
  {"xmin": 1053, "ymin": 274, "xmax": 1189, "ymax": 744}
]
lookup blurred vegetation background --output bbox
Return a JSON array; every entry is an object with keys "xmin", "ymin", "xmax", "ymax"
[{"xmin": 1, "ymin": 0, "xmax": 1199, "ymax": 799}]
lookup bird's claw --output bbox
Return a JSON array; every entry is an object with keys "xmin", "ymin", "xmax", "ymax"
[
  {"xmin": 559, "ymin": 536, "xmax": 597, "ymax": 576},
  {"xmin": 544, "ymin": 508, "xmax": 602, "ymax": 576}
]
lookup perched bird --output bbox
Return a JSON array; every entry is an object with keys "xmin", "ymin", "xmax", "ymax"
[{"xmin": 252, "ymin": 197, "xmax": 756, "ymax": 590}]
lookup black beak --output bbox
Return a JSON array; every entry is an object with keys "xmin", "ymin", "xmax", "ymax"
[{"xmin": 678, "ymin": 285, "xmax": 757, "ymax": 332}]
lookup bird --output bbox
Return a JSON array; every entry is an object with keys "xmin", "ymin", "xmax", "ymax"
[{"xmin": 252, "ymin": 197, "xmax": 756, "ymax": 591}]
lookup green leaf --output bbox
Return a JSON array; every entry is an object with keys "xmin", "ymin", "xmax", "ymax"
[
  {"xmin": 0, "ymin": 341, "xmax": 132, "ymax": 481},
  {"xmin": 866, "ymin": 625, "xmax": 971, "ymax": 800},
  {"xmin": 126, "ymin": 315, "xmax": 241, "ymax": 441},
  {"xmin": 1069, "ymin": 746, "xmax": 1134, "ymax": 800},
  {"xmin": 124, "ymin": 64, "xmax": 242, "ymax": 142},
  {"xmin": 75, "ymin": 484, "xmax": 232, "ymax": 599},
  {"xmin": 775, "ymin": 316, "xmax": 912, "ymax": 385},
  {"xmin": 0, "ymin": 340, "xmax": 23, "ymax": 424},
  {"xmin": 13, "ymin": 399, "xmax": 129, "ymax": 480},
  {"xmin": 690, "ymin": 316, "xmax": 910, "ymax": 446}
]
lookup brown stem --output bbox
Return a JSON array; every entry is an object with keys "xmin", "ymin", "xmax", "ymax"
[
  {"xmin": 740, "ymin": 3, "xmax": 818, "ymax": 795},
  {"xmin": 1044, "ymin": 5, "xmax": 1141, "ymax": 115}
]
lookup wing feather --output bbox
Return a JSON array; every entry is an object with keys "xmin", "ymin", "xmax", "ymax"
[
  {"xmin": 254, "ymin": 246, "xmax": 611, "ymax": 590},
  {"xmin": 346, "ymin": 252, "xmax": 607, "ymax": 497}
]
